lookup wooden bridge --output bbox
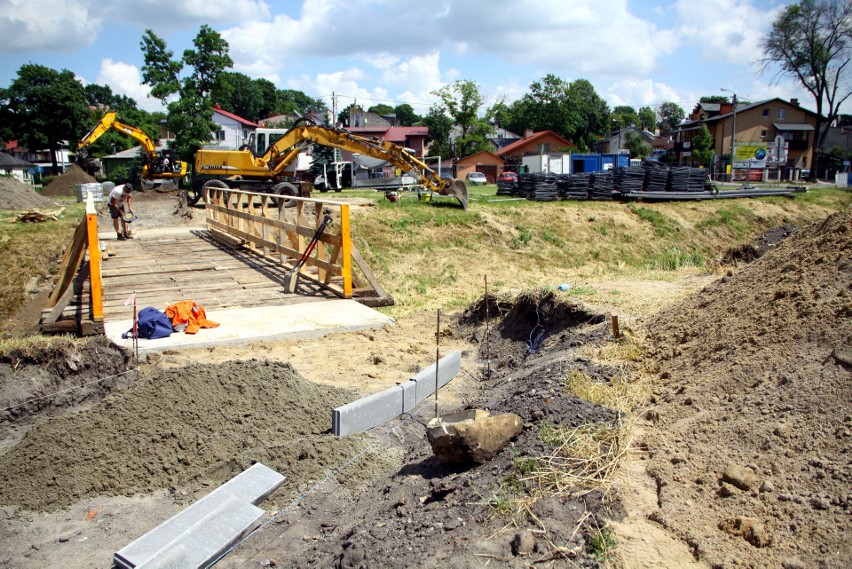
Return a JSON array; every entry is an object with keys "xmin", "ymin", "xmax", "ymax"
[{"xmin": 41, "ymin": 189, "xmax": 390, "ymax": 335}]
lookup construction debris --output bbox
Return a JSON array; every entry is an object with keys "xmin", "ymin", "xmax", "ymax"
[{"xmin": 6, "ymin": 208, "xmax": 63, "ymax": 223}]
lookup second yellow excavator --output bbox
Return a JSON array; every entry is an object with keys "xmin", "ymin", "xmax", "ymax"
[
  {"xmin": 187, "ymin": 117, "xmax": 468, "ymax": 209},
  {"xmin": 77, "ymin": 111, "xmax": 188, "ymax": 182}
]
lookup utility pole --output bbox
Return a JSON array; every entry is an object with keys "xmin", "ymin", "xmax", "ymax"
[{"xmin": 722, "ymin": 88, "xmax": 737, "ymax": 180}]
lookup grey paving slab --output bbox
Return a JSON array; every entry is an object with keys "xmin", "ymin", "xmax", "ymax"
[
  {"xmin": 115, "ymin": 463, "xmax": 284, "ymax": 568},
  {"xmin": 136, "ymin": 496, "xmax": 263, "ymax": 569},
  {"xmin": 401, "ymin": 380, "xmax": 417, "ymax": 414}
]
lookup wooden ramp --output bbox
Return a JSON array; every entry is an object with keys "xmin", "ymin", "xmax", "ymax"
[{"xmin": 99, "ymin": 227, "xmax": 337, "ymax": 322}]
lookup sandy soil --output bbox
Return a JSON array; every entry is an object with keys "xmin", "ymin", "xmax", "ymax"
[{"xmin": 0, "ymin": 193, "xmax": 848, "ymax": 568}]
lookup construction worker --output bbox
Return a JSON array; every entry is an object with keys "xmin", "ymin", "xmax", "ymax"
[{"xmin": 108, "ymin": 183, "xmax": 135, "ymax": 240}]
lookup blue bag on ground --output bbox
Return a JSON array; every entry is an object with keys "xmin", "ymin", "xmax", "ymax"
[{"xmin": 124, "ymin": 306, "xmax": 173, "ymax": 339}]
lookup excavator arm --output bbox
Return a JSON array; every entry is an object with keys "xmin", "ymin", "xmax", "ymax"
[
  {"xmin": 77, "ymin": 112, "xmax": 187, "ymax": 179},
  {"xmin": 262, "ymin": 120, "xmax": 468, "ymax": 208}
]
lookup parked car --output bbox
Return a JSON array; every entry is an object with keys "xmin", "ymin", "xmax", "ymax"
[
  {"xmin": 466, "ymin": 171, "xmax": 487, "ymax": 185},
  {"xmin": 498, "ymin": 171, "xmax": 518, "ymax": 182}
]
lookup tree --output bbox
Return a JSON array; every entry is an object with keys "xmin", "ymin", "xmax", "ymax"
[
  {"xmin": 623, "ymin": 132, "xmax": 652, "ymax": 159},
  {"xmin": 431, "ymin": 80, "xmax": 492, "ymax": 158},
  {"xmin": 0, "ymin": 64, "xmax": 90, "ymax": 172},
  {"xmin": 761, "ymin": 0, "xmax": 852, "ymax": 179},
  {"xmin": 216, "ymin": 71, "xmax": 264, "ymax": 121},
  {"xmin": 565, "ymin": 79, "xmax": 610, "ymax": 147},
  {"xmin": 422, "ymin": 106, "xmax": 454, "ymax": 158},
  {"xmin": 367, "ymin": 103, "xmax": 394, "ymax": 117},
  {"xmin": 611, "ymin": 105, "xmax": 639, "ymax": 129},
  {"xmin": 638, "ymin": 106, "xmax": 657, "ymax": 131},
  {"xmin": 393, "ymin": 104, "xmax": 420, "ymax": 126},
  {"xmin": 141, "ymin": 25, "xmax": 233, "ymax": 161},
  {"xmin": 278, "ymin": 89, "xmax": 326, "ymax": 117},
  {"xmin": 691, "ymin": 124, "xmax": 715, "ymax": 167},
  {"xmin": 699, "ymin": 95, "xmax": 730, "ymax": 104},
  {"xmin": 657, "ymin": 101, "xmax": 685, "ymax": 137}
]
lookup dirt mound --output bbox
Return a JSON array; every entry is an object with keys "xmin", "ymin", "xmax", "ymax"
[
  {"xmin": 220, "ymin": 291, "xmax": 625, "ymax": 568},
  {"xmin": 0, "ymin": 358, "xmax": 397, "ymax": 513},
  {"xmin": 40, "ymin": 164, "xmax": 98, "ymax": 197},
  {"xmin": 642, "ymin": 207, "xmax": 852, "ymax": 568},
  {"xmin": 721, "ymin": 223, "xmax": 798, "ymax": 265},
  {"xmin": 0, "ymin": 177, "xmax": 58, "ymax": 210}
]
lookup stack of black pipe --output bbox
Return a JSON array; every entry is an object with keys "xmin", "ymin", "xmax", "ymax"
[
  {"xmin": 496, "ymin": 179, "xmax": 517, "ymax": 196},
  {"xmin": 530, "ymin": 173, "xmax": 559, "ymax": 201},
  {"xmin": 566, "ymin": 173, "xmax": 592, "ymax": 199},
  {"xmin": 614, "ymin": 166, "xmax": 646, "ymax": 193},
  {"xmin": 518, "ymin": 173, "xmax": 536, "ymax": 199},
  {"xmin": 589, "ymin": 171, "xmax": 615, "ymax": 200}
]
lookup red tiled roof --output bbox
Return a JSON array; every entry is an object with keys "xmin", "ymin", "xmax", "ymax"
[
  {"xmin": 385, "ymin": 126, "xmax": 428, "ymax": 142},
  {"xmin": 496, "ymin": 131, "xmax": 572, "ymax": 156},
  {"xmin": 213, "ymin": 107, "xmax": 260, "ymax": 128}
]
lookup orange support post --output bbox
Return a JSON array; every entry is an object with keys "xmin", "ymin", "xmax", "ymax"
[
  {"xmin": 340, "ymin": 203, "xmax": 352, "ymax": 298},
  {"xmin": 85, "ymin": 197, "xmax": 104, "ymax": 321}
]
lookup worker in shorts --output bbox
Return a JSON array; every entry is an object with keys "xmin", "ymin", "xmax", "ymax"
[{"xmin": 108, "ymin": 183, "xmax": 135, "ymax": 240}]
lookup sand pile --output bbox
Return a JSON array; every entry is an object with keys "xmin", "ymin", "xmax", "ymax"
[
  {"xmin": 643, "ymin": 208, "xmax": 851, "ymax": 568},
  {"xmin": 41, "ymin": 164, "xmax": 98, "ymax": 197},
  {"xmin": 0, "ymin": 177, "xmax": 58, "ymax": 210}
]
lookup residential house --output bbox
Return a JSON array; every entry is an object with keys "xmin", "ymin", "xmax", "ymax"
[
  {"xmin": 211, "ymin": 105, "xmax": 261, "ymax": 149},
  {"xmin": 487, "ymin": 126, "xmax": 522, "ymax": 153},
  {"xmin": 591, "ymin": 126, "xmax": 656, "ymax": 155},
  {"xmin": 348, "ymin": 107, "xmax": 393, "ymax": 128},
  {"xmin": 675, "ymin": 98, "xmax": 818, "ymax": 177},
  {"xmin": 456, "ymin": 151, "xmax": 504, "ymax": 183},
  {"xmin": 495, "ymin": 130, "xmax": 574, "ymax": 172},
  {"xmin": 1, "ymin": 140, "xmax": 72, "ymax": 174},
  {"xmin": 0, "ymin": 151, "xmax": 36, "ymax": 185}
]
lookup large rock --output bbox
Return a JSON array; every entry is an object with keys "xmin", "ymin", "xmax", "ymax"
[{"xmin": 426, "ymin": 409, "xmax": 522, "ymax": 465}]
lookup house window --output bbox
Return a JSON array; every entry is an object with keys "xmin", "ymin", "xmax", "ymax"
[
  {"xmin": 777, "ymin": 108, "xmax": 786, "ymax": 119},
  {"xmin": 761, "ymin": 129, "xmax": 768, "ymax": 138},
  {"xmin": 537, "ymin": 143, "xmax": 550, "ymax": 153},
  {"xmin": 216, "ymin": 130, "xmax": 226, "ymax": 141},
  {"xmin": 762, "ymin": 109, "xmax": 769, "ymax": 117}
]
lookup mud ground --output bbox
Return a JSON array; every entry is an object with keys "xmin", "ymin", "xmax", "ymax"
[{"xmin": 0, "ymin": 191, "xmax": 848, "ymax": 568}]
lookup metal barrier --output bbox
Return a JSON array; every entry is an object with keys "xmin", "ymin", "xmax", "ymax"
[{"xmin": 204, "ymin": 186, "xmax": 361, "ymax": 299}]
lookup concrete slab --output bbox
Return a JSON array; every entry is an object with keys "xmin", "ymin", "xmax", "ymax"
[
  {"xmin": 115, "ymin": 463, "xmax": 284, "ymax": 568},
  {"xmin": 104, "ymin": 299, "xmax": 395, "ymax": 353}
]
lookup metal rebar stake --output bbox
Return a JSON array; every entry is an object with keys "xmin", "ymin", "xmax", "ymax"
[
  {"xmin": 435, "ymin": 308, "xmax": 441, "ymax": 419},
  {"xmin": 485, "ymin": 275, "xmax": 491, "ymax": 379}
]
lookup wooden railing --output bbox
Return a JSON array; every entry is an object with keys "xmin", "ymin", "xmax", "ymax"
[
  {"xmin": 41, "ymin": 193, "xmax": 104, "ymax": 334},
  {"xmin": 204, "ymin": 186, "xmax": 390, "ymax": 304}
]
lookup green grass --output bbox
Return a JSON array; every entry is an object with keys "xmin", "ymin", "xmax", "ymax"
[
  {"xmin": 627, "ymin": 204, "xmax": 681, "ymax": 237},
  {"xmin": 587, "ymin": 527, "xmax": 617, "ymax": 562}
]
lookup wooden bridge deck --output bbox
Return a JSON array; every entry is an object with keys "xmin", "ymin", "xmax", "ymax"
[{"xmin": 59, "ymin": 226, "xmax": 336, "ymax": 326}]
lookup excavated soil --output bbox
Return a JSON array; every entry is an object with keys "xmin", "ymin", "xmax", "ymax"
[
  {"xmin": 0, "ymin": 177, "xmax": 59, "ymax": 210},
  {"xmin": 642, "ymin": 208, "xmax": 851, "ymax": 568},
  {"xmin": 40, "ymin": 164, "xmax": 99, "ymax": 197},
  {"xmin": 0, "ymin": 198, "xmax": 848, "ymax": 568}
]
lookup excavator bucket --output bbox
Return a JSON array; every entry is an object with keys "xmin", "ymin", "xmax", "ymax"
[{"xmin": 438, "ymin": 179, "xmax": 469, "ymax": 210}]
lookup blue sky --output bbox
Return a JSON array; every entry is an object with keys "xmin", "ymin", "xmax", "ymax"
[{"xmin": 0, "ymin": 0, "xmax": 835, "ymax": 119}]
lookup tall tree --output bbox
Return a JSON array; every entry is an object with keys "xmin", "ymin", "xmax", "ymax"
[
  {"xmin": 691, "ymin": 124, "xmax": 715, "ymax": 167},
  {"xmin": 141, "ymin": 25, "xmax": 233, "ymax": 161},
  {"xmin": 760, "ymin": 0, "xmax": 852, "ymax": 178},
  {"xmin": 393, "ymin": 103, "xmax": 420, "ymax": 126},
  {"xmin": 0, "ymin": 64, "xmax": 90, "ymax": 172},
  {"xmin": 422, "ymin": 106, "xmax": 454, "ymax": 158},
  {"xmin": 623, "ymin": 131, "xmax": 651, "ymax": 159},
  {"xmin": 367, "ymin": 103, "xmax": 394, "ymax": 116},
  {"xmin": 611, "ymin": 105, "xmax": 639, "ymax": 129},
  {"xmin": 565, "ymin": 79, "xmax": 610, "ymax": 148},
  {"xmin": 700, "ymin": 95, "xmax": 730, "ymax": 104},
  {"xmin": 504, "ymin": 74, "xmax": 574, "ymax": 139},
  {"xmin": 278, "ymin": 89, "xmax": 327, "ymax": 117},
  {"xmin": 216, "ymin": 71, "xmax": 263, "ymax": 121},
  {"xmin": 638, "ymin": 106, "xmax": 657, "ymax": 131},
  {"xmin": 431, "ymin": 80, "xmax": 492, "ymax": 158},
  {"xmin": 657, "ymin": 101, "xmax": 685, "ymax": 137}
]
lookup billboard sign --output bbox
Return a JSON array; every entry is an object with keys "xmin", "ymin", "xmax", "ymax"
[{"xmin": 733, "ymin": 142, "xmax": 768, "ymax": 169}]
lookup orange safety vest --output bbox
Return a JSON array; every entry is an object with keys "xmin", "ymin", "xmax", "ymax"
[{"xmin": 165, "ymin": 300, "xmax": 219, "ymax": 334}]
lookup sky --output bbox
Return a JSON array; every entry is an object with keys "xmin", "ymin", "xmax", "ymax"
[{"xmin": 0, "ymin": 0, "xmax": 836, "ymax": 120}]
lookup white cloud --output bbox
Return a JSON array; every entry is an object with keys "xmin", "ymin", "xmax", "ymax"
[
  {"xmin": 605, "ymin": 78, "xmax": 681, "ymax": 108},
  {"xmin": 672, "ymin": 0, "xmax": 781, "ymax": 64},
  {"xmin": 0, "ymin": 0, "xmax": 101, "ymax": 52},
  {"xmin": 287, "ymin": 68, "xmax": 389, "ymax": 112},
  {"xmin": 96, "ymin": 59, "xmax": 164, "ymax": 113}
]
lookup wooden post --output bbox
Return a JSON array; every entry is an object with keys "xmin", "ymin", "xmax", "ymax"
[
  {"xmin": 85, "ymin": 195, "xmax": 103, "ymax": 322},
  {"xmin": 611, "ymin": 314, "xmax": 620, "ymax": 339}
]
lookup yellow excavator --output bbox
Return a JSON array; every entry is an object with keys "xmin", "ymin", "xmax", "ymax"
[
  {"xmin": 77, "ymin": 111, "xmax": 188, "ymax": 182},
  {"xmin": 187, "ymin": 117, "xmax": 468, "ymax": 209}
]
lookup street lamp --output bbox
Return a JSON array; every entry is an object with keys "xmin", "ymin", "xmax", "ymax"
[{"xmin": 721, "ymin": 88, "xmax": 737, "ymax": 180}]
